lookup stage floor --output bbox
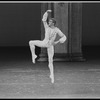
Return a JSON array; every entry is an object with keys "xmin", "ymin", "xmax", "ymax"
[{"xmin": 0, "ymin": 47, "xmax": 100, "ymax": 98}]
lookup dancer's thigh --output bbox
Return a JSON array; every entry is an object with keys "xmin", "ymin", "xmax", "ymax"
[
  {"xmin": 29, "ymin": 40, "xmax": 47, "ymax": 48},
  {"xmin": 47, "ymin": 46, "xmax": 54, "ymax": 59}
]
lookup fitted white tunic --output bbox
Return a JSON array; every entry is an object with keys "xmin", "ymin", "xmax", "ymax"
[
  {"xmin": 42, "ymin": 11, "xmax": 67, "ymax": 47},
  {"xmin": 43, "ymin": 27, "xmax": 58, "ymax": 46}
]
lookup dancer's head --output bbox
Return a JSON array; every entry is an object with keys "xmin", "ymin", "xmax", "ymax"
[{"xmin": 48, "ymin": 18, "xmax": 56, "ymax": 27}]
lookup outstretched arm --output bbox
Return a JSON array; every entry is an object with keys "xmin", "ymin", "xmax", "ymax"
[{"xmin": 42, "ymin": 10, "xmax": 52, "ymax": 29}]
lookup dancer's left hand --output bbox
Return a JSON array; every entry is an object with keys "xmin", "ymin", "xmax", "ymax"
[{"xmin": 53, "ymin": 41, "xmax": 60, "ymax": 45}]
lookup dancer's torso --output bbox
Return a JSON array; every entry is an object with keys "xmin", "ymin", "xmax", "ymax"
[{"xmin": 43, "ymin": 27, "xmax": 58, "ymax": 46}]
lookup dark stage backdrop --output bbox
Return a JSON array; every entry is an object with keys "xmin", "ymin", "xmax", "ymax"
[
  {"xmin": 0, "ymin": 3, "xmax": 100, "ymax": 47},
  {"xmin": 0, "ymin": 3, "xmax": 41, "ymax": 46},
  {"xmin": 82, "ymin": 3, "xmax": 100, "ymax": 46}
]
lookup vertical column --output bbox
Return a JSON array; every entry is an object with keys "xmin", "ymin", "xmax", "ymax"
[
  {"xmin": 53, "ymin": 3, "xmax": 69, "ymax": 61},
  {"xmin": 68, "ymin": 3, "xmax": 85, "ymax": 61}
]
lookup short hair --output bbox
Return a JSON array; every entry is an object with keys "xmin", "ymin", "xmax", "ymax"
[{"xmin": 49, "ymin": 18, "xmax": 56, "ymax": 26}]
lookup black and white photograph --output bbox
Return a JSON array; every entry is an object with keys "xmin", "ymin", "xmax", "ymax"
[{"xmin": 0, "ymin": 0, "xmax": 99, "ymax": 99}]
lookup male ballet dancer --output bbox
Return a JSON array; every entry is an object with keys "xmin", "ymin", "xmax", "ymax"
[{"xmin": 29, "ymin": 10, "xmax": 67, "ymax": 83}]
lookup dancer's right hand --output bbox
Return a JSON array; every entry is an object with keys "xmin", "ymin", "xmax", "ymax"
[{"xmin": 47, "ymin": 10, "xmax": 52, "ymax": 12}]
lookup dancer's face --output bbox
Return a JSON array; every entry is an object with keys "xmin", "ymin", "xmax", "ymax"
[{"xmin": 48, "ymin": 19, "xmax": 54, "ymax": 27}]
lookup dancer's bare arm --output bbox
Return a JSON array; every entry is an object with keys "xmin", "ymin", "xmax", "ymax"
[{"xmin": 42, "ymin": 10, "xmax": 52, "ymax": 29}]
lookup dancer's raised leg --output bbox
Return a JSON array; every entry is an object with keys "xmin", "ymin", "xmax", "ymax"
[
  {"xmin": 29, "ymin": 41, "xmax": 37, "ymax": 63},
  {"xmin": 29, "ymin": 40, "xmax": 47, "ymax": 63}
]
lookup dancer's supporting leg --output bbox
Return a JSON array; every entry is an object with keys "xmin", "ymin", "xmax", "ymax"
[
  {"xmin": 47, "ymin": 45, "xmax": 54, "ymax": 83},
  {"xmin": 29, "ymin": 40, "xmax": 45, "ymax": 63}
]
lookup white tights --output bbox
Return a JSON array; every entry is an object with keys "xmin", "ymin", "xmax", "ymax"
[{"xmin": 29, "ymin": 40, "xmax": 54, "ymax": 83}]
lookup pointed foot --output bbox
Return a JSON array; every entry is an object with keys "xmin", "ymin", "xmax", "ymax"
[
  {"xmin": 50, "ymin": 74, "xmax": 54, "ymax": 83},
  {"xmin": 32, "ymin": 55, "xmax": 37, "ymax": 64}
]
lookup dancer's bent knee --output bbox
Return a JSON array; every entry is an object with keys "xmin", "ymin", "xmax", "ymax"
[
  {"xmin": 29, "ymin": 40, "xmax": 33, "ymax": 46},
  {"xmin": 29, "ymin": 41, "xmax": 35, "ymax": 48}
]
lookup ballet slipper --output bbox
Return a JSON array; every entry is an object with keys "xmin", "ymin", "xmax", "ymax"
[
  {"xmin": 51, "ymin": 76, "xmax": 54, "ymax": 83},
  {"xmin": 50, "ymin": 74, "xmax": 54, "ymax": 83},
  {"xmin": 32, "ymin": 55, "xmax": 37, "ymax": 64},
  {"xmin": 51, "ymin": 79, "xmax": 54, "ymax": 83}
]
